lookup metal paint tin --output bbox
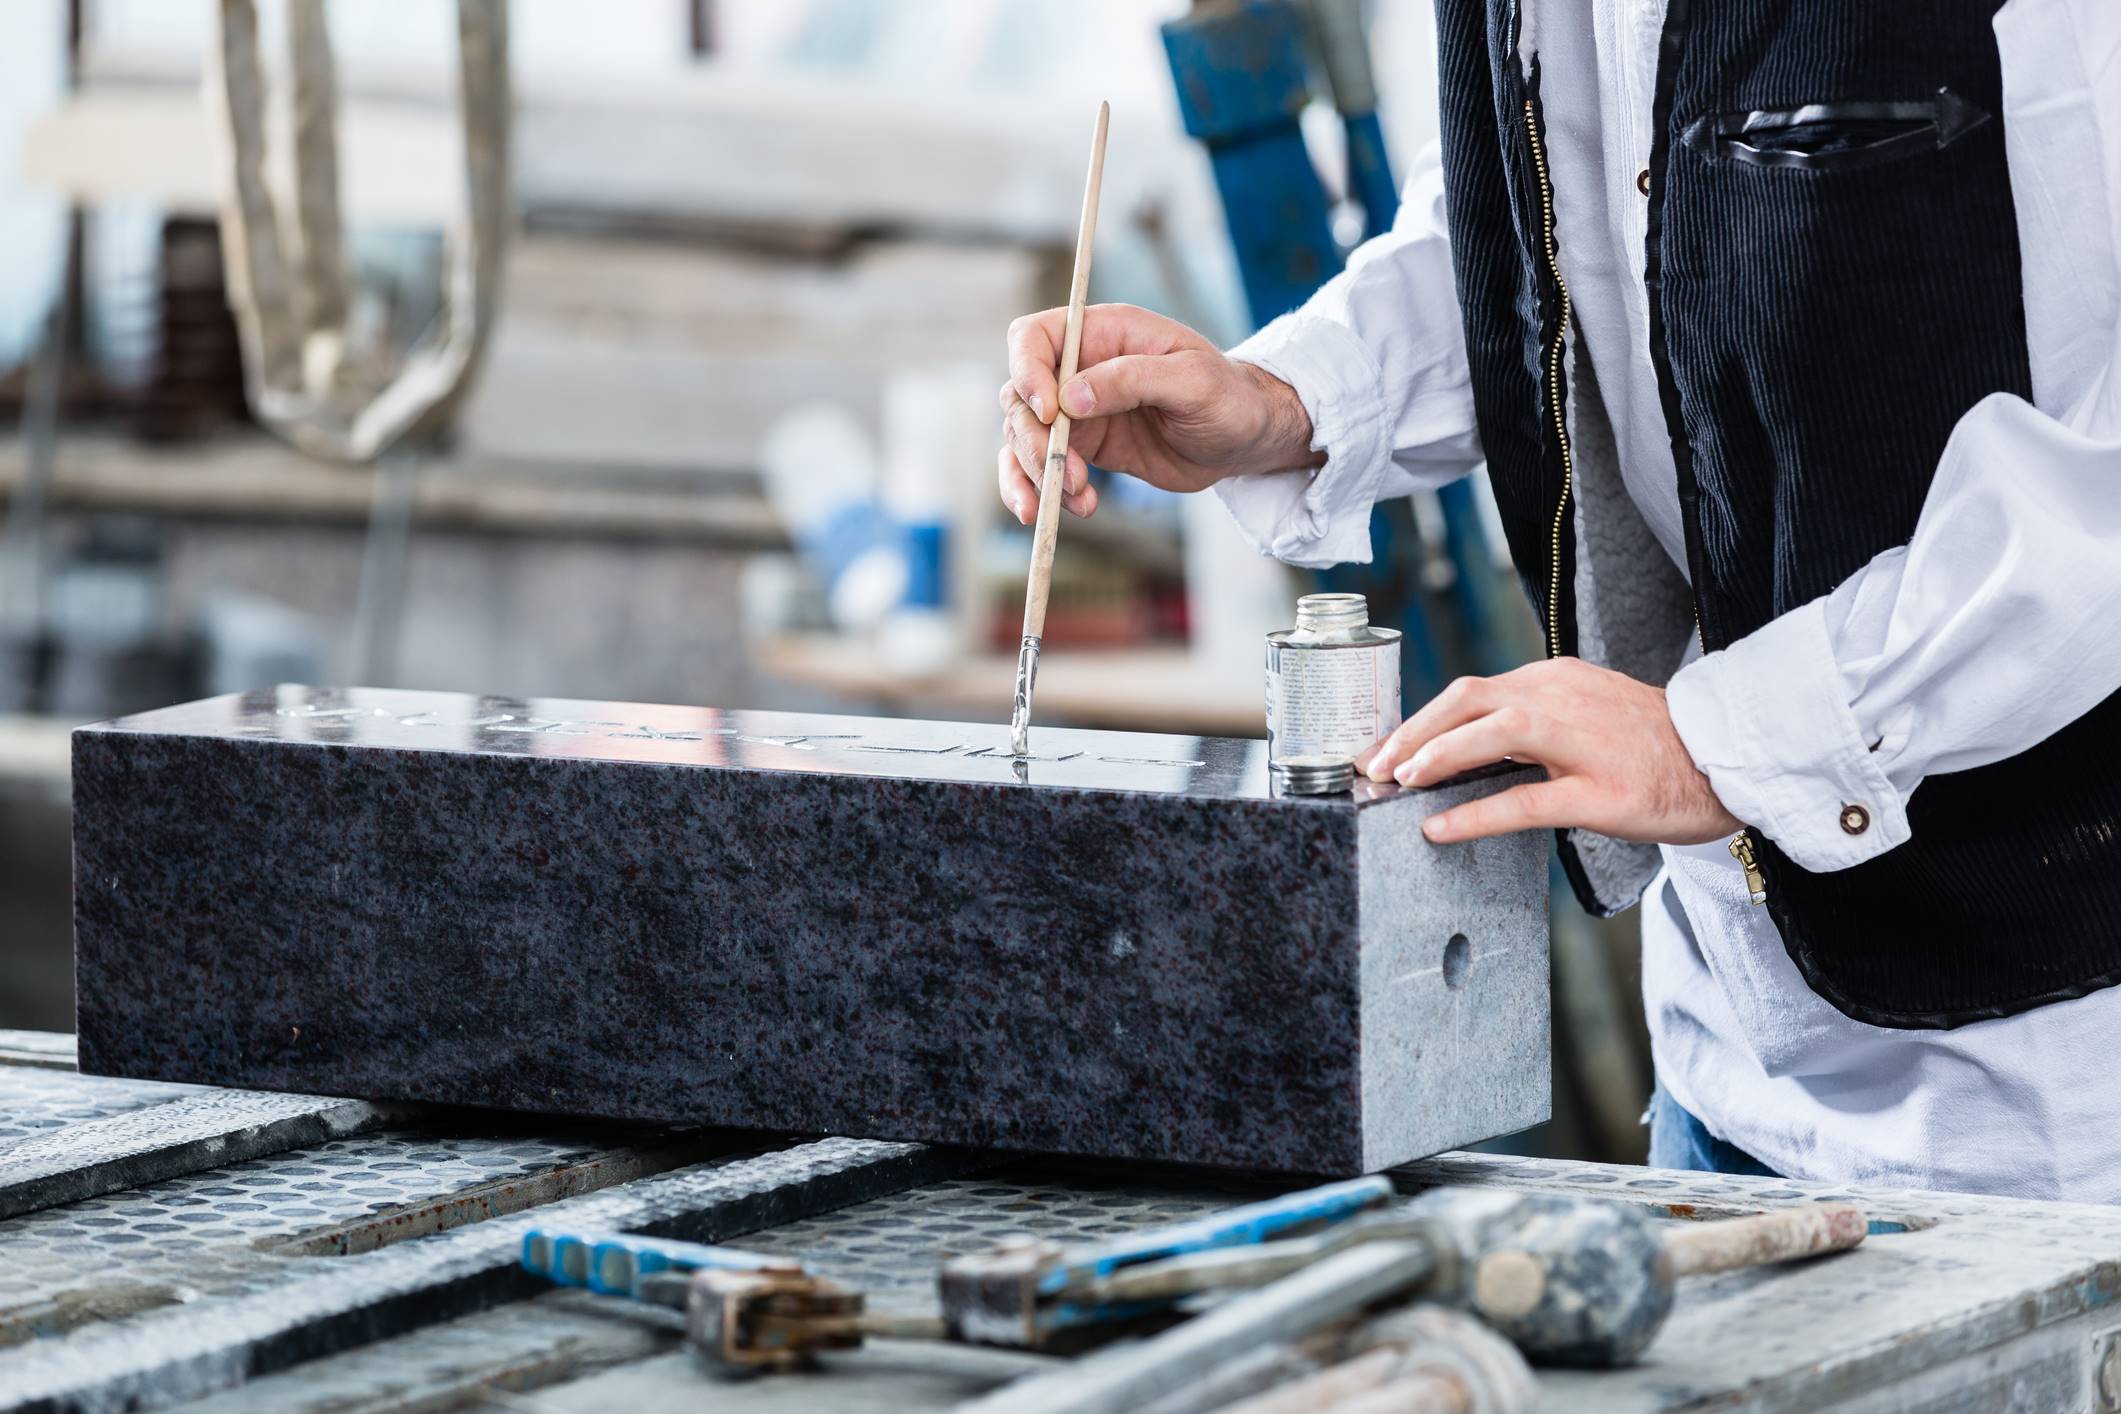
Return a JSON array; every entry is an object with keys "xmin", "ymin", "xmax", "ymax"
[{"xmin": 1265, "ymin": 593, "xmax": 1401, "ymax": 764}]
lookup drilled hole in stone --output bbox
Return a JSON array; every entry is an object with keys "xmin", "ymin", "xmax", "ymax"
[{"xmin": 1442, "ymin": 934, "xmax": 1471, "ymax": 990}]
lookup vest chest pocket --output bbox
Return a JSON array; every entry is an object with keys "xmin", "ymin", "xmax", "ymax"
[{"xmin": 1681, "ymin": 88, "xmax": 1989, "ymax": 173}]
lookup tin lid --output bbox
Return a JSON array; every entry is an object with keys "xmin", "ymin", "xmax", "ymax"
[
  {"xmin": 1293, "ymin": 593, "xmax": 1370, "ymax": 633},
  {"xmin": 1271, "ymin": 754, "xmax": 1356, "ymax": 795}
]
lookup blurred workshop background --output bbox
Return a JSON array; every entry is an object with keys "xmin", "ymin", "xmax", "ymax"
[{"xmin": 0, "ymin": 0, "xmax": 1649, "ymax": 1163}]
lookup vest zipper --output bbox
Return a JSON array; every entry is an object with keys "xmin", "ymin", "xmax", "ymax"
[
  {"xmin": 1729, "ymin": 830, "xmax": 1767, "ymax": 905},
  {"xmin": 1523, "ymin": 100, "xmax": 1574, "ymax": 661}
]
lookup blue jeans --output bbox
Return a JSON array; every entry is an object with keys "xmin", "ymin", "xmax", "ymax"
[{"xmin": 1645, "ymin": 1085, "xmax": 1782, "ymax": 1177}]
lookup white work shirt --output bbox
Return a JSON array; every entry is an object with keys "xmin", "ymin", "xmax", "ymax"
[{"xmin": 1215, "ymin": 0, "xmax": 2121, "ymax": 1198}]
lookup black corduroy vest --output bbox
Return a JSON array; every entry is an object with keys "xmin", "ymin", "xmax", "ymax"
[{"xmin": 1434, "ymin": 0, "xmax": 2121, "ymax": 1029}]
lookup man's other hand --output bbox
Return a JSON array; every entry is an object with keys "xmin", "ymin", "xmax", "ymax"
[
  {"xmin": 997, "ymin": 303, "xmax": 1321, "ymax": 525},
  {"xmin": 1354, "ymin": 658, "xmax": 1741, "ymax": 846}
]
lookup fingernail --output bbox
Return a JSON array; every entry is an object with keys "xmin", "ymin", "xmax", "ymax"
[
  {"xmin": 1061, "ymin": 379, "xmax": 1095, "ymax": 416},
  {"xmin": 1028, "ymin": 393, "xmax": 1046, "ymax": 420},
  {"xmin": 1406, "ymin": 748, "xmax": 1432, "ymax": 783},
  {"xmin": 1423, "ymin": 815, "xmax": 1449, "ymax": 841},
  {"xmin": 1394, "ymin": 760, "xmax": 1419, "ymax": 786}
]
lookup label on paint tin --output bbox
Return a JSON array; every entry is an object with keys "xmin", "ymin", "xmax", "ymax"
[{"xmin": 1266, "ymin": 639, "xmax": 1400, "ymax": 762}]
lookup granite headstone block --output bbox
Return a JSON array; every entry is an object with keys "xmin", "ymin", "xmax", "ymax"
[{"xmin": 73, "ymin": 686, "xmax": 1550, "ymax": 1173}]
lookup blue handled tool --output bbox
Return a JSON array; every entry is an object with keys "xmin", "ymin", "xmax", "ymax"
[
  {"xmin": 521, "ymin": 1227, "xmax": 791, "ymax": 1299},
  {"xmin": 533, "ymin": 1180, "xmax": 1402, "ymax": 1365},
  {"xmin": 521, "ymin": 1226, "xmax": 944, "ymax": 1370},
  {"xmin": 939, "ymin": 1174, "xmax": 1403, "ymax": 1347}
]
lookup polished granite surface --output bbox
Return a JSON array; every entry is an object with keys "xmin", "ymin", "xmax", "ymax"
[{"xmin": 89, "ymin": 684, "xmax": 1367, "ymax": 803}]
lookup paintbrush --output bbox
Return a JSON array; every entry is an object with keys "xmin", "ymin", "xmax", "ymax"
[{"xmin": 1011, "ymin": 100, "xmax": 1111, "ymax": 759}]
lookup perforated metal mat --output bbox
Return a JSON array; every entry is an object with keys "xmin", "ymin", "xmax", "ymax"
[
  {"xmin": 0, "ymin": 1042, "xmax": 970, "ymax": 1412},
  {"xmin": 0, "ymin": 1066, "xmax": 200, "ymax": 1145},
  {"xmin": 0, "ymin": 1123, "xmax": 681, "ymax": 1307},
  {"xmin": 13, "ymin": 1041, "xmax": 2121, "ymax": 1413}
]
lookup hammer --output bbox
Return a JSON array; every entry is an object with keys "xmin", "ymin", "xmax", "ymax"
[{"xmin": 1412, "ymin": 1188, "xmax": 1871, "ymax": 1366}]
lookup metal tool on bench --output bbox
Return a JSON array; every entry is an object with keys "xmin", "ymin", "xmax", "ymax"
[
  {"xmin": 522, "ymin": 1227, "xmax": 945, "ymax": 1371},
  {"xmin": 940, "ymin": 1174, "xmax": 1399, "ymax": 1348},
  {"xmin": 1209, "ymin": 1305, "xmax": 1539, "ymax": 1414},
  {"xmin": 960, "ymin": 1183, "xmax": 1869, "ymax": 1414},
  {"xmin": 944, "ymin": 1176, "xmax": 1867, "ymax": 1365}
]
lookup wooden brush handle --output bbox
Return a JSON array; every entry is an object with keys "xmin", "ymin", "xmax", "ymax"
[{"xmin": 1019, "ymin": 100, "xmax": 1109, "ymax": 643}]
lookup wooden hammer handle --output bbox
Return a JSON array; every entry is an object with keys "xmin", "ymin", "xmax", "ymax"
[
  {"xmin": 1019, "ymin": 100, "xmax": 1109, "ymax": 643},
  {"xmin": 1661, "ymin": 1202, "xmax": 1868, "ymax": 1280}
]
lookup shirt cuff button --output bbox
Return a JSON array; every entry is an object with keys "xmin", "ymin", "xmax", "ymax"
[{"xmin": 1839, "ymin": 803, "xmax": 1871, "ymax": 836}]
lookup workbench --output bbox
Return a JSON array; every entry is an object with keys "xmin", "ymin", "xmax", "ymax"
[{"xmin": 3, "ymin": 1031, "xmax": 2117, "ymax": 1413}]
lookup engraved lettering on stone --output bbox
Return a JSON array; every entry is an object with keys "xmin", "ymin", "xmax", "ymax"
[
  {"xmin": 963, "ymin": 746, "xmax": 1084, "ymax": 763},
  {"xmin": 490, "ymin": 717, "xmax": 626, "ymax": 737},
  {"xmin": 276, "ymin": 706, "xmax": 384, "ymax": 721},
  {"xmin": 259, "ymin": 707, "xmax": 1057, "ymax": 764},
  {"xmin": 848, "ymin": 743, "xmax": 966, "ymax": 755},
  {"xmin": 614, "ymin": 725, "xmax": 705, "ymax": 742},
  {"xmin": 402, "ymin": 711, "xmax": 516, "ymax": 728}
]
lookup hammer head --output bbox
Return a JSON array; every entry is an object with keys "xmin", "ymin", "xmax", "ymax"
[
  {"xmin": 1411, "ymin": 1190, "xmax": 1672, "ymax": 1367},
  {"xmin": 1478, "ymin": 1199, "xmax": 1672, "ymax": 1366}
]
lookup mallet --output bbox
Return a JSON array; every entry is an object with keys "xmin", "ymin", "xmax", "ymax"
[{"xmin": 1010, "ymin": 100, "xmax": 1111, "ymax": 758}]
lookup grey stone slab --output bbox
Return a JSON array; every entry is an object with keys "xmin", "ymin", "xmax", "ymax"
[
  {"xmin": 72, "ymin": 686, "xmax": 1551, "ymax": 1173},
  {"xmin": 0, "ymin": 1031, "xmax": 79, "ymax": 1069},
  {"xmin": 0, "ymin": 1065, "xmax": 199, "ymax": 1148},
  {"xmin": 0, "ymin": 1087, "xmax": 398, "ymax": 1220},
  {"xmin": 155, "ymin": 1291, "xmax": 683, "ymax": 1414}
]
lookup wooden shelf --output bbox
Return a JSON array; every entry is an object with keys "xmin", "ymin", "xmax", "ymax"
[
  {"xmin": 0, "ymin": 432, "xmax": 787, "ymax": 547},
  {"xmin": 754, "ymin": 633, "xmax": 1263, "ymax": 740}
]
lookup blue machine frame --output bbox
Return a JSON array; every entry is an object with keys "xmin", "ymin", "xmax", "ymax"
[{"xmin": 1161, "ymin": 0, "xmax": 1515, "ymax": 702}]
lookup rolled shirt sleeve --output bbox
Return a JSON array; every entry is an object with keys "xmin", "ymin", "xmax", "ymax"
[
  {"xmin": 1669, "ymin": 394, "xmax": 2121, "ymax": 871},
  {"xmin": 1666, "ymin": 598, "xmax": 1911, "ymax": 871},
  {"xmin": 1214, "ymin": 146, "xmax": 1484, "ymax": 569}
]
